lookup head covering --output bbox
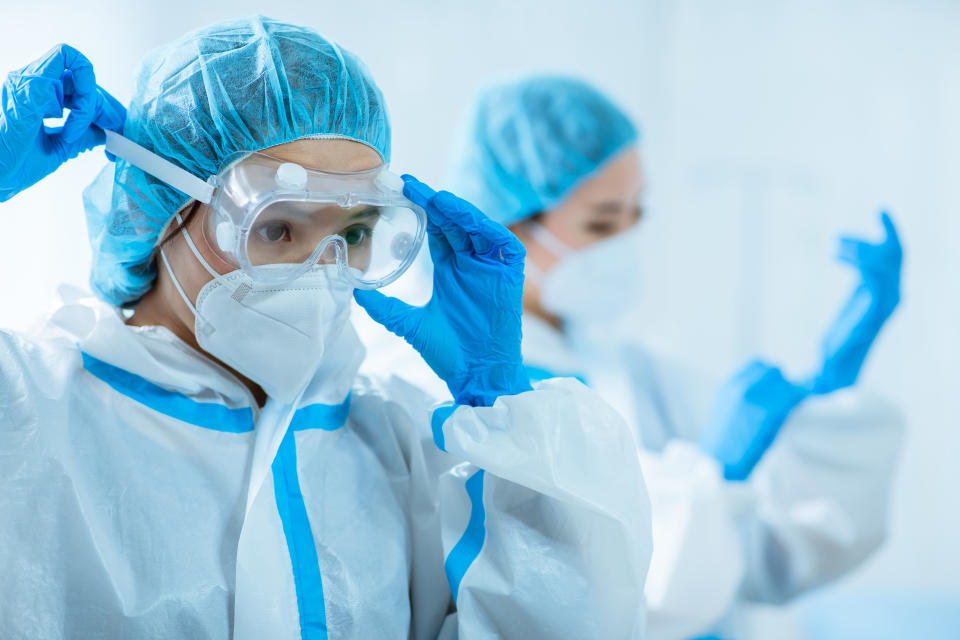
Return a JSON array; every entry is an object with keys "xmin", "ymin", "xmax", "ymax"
[
  {"xmin": 84, "ymin": 15, "xmax": 391, "ymax": 306},
  {"xmin": 451, "ymin": 74, "xmax": 638, "ymax": 226}
]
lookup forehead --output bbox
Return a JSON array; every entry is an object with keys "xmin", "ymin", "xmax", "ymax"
[
  {"xmin": 262, "ymin": 138, "xmax": 384, "ymax": 172},
  {"xmin": 567, "ymin": 147, "xmax": 644, "ymax": 205}
]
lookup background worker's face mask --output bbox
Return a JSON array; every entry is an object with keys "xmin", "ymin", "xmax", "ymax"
[
  {"xmin": 106, "ymin": 131, "xmax": 427, "ymax": 401},
  {"xmin": 525, "ymin": 221, "xmax": 642, "ymax": 325}
]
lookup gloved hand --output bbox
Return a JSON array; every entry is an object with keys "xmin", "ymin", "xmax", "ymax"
[
  {"xmin": 806, "ymin": 212, "xmax": 902, "ymax": 394},
  {"xmin": 700, "ymin": 360, "xmax": 809, "ymax": 481},
  {"xmin": 0, "ymin": 44, "xmax": 126, "ymax": 202},
  {"xmin": 355, "ymin": 175, "xmax": 533, "ymax": 407}
]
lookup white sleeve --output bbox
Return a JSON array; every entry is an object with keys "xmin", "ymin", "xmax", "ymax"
[
  {"xmin": 434, "ymin": 377, "xmax": 653, "ymax": 639},
  {"xmin": 738, "ymin": 389, "xmax": 905, "ymax": 603},
  {"xmin": 640, "ymin": 441, "xmax": 746, "ymax": 640},
  {"xmin": 625, "ymin": 348, "xmax": 904, "ymax": 610}
]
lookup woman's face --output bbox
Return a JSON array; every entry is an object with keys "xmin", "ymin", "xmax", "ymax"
[
  {"xmin": 156, "ymin": 138, "xmax": 383, "ymax": 341},
  {"xmin": 513, "ymin": 147, "xmax": 644, "ymax": 274}
]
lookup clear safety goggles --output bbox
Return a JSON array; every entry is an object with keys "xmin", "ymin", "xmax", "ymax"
[{"xmin": 105, "ymin": 131, "xmax": 426, "ymax": 288}]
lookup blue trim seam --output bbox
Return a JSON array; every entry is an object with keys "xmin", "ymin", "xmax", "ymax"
[
  {"xmin": 444, "ymin": 469, "xmax": 487, "ymax": 603},
  {"xmin": 273, "ymin": 396, "xmax": 350, "ymax": 638},
  {"xmin": 81, "ymin": 351, "xmax": 351, "ymax": 434},
  {"xmin": 273, "ymin": 428, "xmax": 328, "ymax": 640},
  {"xmin": 290, "ymin": 394, "xmax": 352, "ymax": 431},
  {"xmin": 431, "ymin": 405, "xmax": 457, "ymax": 452},
  {"xmin": 81, "ymin": 351, "xmax": 254, "ymax": 432},
  {"xmin": 82, "ymin": 351, "xmax": 354, "ymax": 639},
  {"xmin": 524, "ymin": 363, "xmax": 588, "ymax": 386}
]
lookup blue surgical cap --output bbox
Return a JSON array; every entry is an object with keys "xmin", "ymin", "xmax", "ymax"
[
  {"xmin": 451, "ymin": 75, "xmax": 638, "ymax": 226},
  {"xmin": 84, "ymin": 16, "xmax": 391, "ymax": 306}
]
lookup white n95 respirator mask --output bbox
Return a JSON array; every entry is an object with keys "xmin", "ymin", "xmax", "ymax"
[
  {"xmin": 160, "ymin": 217, "xmax": 353, "ymax": 404},
  {"xmin": 524, "ymin": 221, "xmax": 642, "ymax": 324}
]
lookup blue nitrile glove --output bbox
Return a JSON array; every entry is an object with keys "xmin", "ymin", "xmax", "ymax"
[
  {"xmin": 0, "ymin": 44, "xmax": 126, "ymax": 202},
  {"xmin": 354, "ymin": 175, "xmax": 533, "ymax": 407},
  {"xmin": 701, "ymin": 360, "xmax": 810, "ymax": 481},
  {"xmin": 806, "ymin": 212, "xmax": 902, "ymax": 394}
]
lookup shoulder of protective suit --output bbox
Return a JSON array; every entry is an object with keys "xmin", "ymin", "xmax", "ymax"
[
  {"xmin": 0, "ymin": 328, "xmax": 81, "ymax": 431},
  {"xmin": 350, "ymin": 371, "xmax": 448, "ymax": 420},
  {"xmin": 345, "ymin": 371, "xmax": 455, "ymax": 477}
]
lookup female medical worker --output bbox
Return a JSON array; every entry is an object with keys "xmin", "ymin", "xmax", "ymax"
[
  {"xmin": 0, "ymin": 22, "xmax": 653, "ymax": 639},
  {"xmin": 437, "ymin": 75, "xmax": 904, "ymax": 640}
]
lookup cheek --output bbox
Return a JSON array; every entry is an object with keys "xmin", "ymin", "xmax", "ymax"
[{"xmin": 541, "ymin": 208, "xmax": 594, "ymax": 250}]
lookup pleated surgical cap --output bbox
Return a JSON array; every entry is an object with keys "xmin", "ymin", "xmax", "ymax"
[{"xmin": 451, "ymin": 75, "xmax": 638, "ymax": 226}]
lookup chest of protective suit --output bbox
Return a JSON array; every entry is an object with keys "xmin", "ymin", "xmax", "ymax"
[{"xmin": 0, "ymin": 350, "xmax": 412, "ymax": 640}]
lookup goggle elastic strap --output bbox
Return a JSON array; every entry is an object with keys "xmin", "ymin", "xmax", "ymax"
[{"xmin": 105, "ymin": 130, "xmax": 215, "ymax": 205}]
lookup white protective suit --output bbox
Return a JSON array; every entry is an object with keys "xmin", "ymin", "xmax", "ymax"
[
  {"xmin": 360, "ymin": 311, "xmax": 904, "ymax": 640},
  {"xmin": 0, "ymin": 290, "xmax": 653, "ymax": 639}
]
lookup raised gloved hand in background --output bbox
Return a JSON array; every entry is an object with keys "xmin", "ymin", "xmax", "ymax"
[
  {"xmin": 701, "ymin": 360, "xmax": 809, "ymax": 481},
  {"xmin": 807, "ymin": 211, "xmax": 902, "ymax": 394}
]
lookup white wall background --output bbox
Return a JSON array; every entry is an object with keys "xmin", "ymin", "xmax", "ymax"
[{"xmin": 1, "ymin": 1, "xmax": 957, "ymax": 637}]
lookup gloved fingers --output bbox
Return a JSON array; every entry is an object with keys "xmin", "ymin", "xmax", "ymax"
[
  {"xmin": 838, "ymin": 237, "xmax": 900, "ymax": 275},
  {"xmin": 730, "ymin": 359, "xmax": 778, "ymax": 385},
  {"xmin": 879, "ymin": 211, "xmax": 903, "ymax": 255},
  {"xmin": 837, "ymin": 211, "xmax": 902, "ymax": 265},
  {"xmin": 60, "ymin": 62, "xmax": 115, "ymax": 144},
  {"xmin": 90, "ymin": 86, "xmax": 126, "ymax": 161},
  {"xmin": 66, "ymin": 123, "xmax": 107, "ymax": 155},
  {"xmin": 431, "ymin": 190, "xmax": 523, "ymax": 260},
  {"xmin": 429, "ymin": 190, "xmax": 485, "ymax": 253},
  {"xmin": 401, "ymin": 173, "xmax": 438, "ymax": 208},
  {"xmin": 432, "ymin": 190, "xmax": 523, "ymax": 259},
  {"xmin": 403, "ymin": 175, "xmax": 472, "ymax": 253},
  {"xmin": 91, "ymin": 86, "xmax": 126, "ymax": 133},
  {"xmin": 476, "ymin": 216, "xmax": 526, "ymax": 264},
  {"xmin": 405, "ymin": 174, "xmax": 523, "ymax": 261},
  {"xmin": 837, "ymin": 237, "xmax": 872, "ymax": 266},
  {"xmin": 353, "ymin": 288, "xmax": 419, "ymax": 339},
  {"xmin": 425, "ymin": 218, "xmax": 454, "ymax": 263},
  {"xmin": 25, "ymin": 45, "xmax": 95, "ymax": 123},
  {"xmin": 23, "ymin": 44, "xmax": 94, "ymax": 83}
]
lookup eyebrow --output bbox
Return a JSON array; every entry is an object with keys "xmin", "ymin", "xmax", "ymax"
[
  {"xmin": 590, "ymin": 202, "xmax": 626, "ymax": 215},
  {"xmin": 348, "ymin": 206, "xmax": 381, "ymax": 220}
]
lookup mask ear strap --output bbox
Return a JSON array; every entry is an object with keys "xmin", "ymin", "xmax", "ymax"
[
  {"xmin": 159, "ymin": 248, "xmax": 198, "ymax": 316},
  {"xmin": 524, "ymin": 258, "xmax": 546, "ymax": 286},
  {"xmin": 105, "ymin": 130, "xmax": 215, "ymax": 205},
  {"xmin": 174, "ymin": 212, "xmax": 220, "ymax": 279},
  {"xmin": 527, "ymin": 222, "xmax": 574, "ymax": 259},
  {"xmin": 160, "ymin": 242, "xmax": 217, "ymax": 338}
]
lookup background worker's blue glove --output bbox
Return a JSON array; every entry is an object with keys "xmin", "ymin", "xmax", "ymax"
[
  {"xmin": 355, "ymin": 175, "xmax": 533, "ymax": 407},
  {"xmin": 700, "ymin": 360, "xmax": 810, "ymax": 481},
  {"xmin": 806, "ymin": 212, "xmax": 902, "ymax": 394},
  {"xmin": 0, "ymin": 44, "xmax": 126, "ymax": 202}
]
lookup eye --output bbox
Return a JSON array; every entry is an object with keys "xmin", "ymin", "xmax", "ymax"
[
  {"xmin": 342, "ymin": 224, "xmax": 372, "ymax": 246},
  {"xmin": 585, "ymin": 221, "xmax": 618, "ymax": 237},
  {"xmin": 255, "ymin": 222, "xmax": 291, "ymax": 243}
]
